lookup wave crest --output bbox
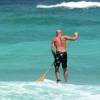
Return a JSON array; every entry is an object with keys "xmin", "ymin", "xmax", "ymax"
[{"xmin": 36, "ymin": 1, "xmax": 100, "ymax": 9}]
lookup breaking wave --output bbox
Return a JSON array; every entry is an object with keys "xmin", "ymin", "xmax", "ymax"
[{"xmin": 36, "ymin": 1, "xmax": 100, "ymax": 9}]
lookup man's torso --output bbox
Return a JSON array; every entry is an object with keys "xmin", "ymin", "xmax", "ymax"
[{"xmin": 54, "ymin": 36, "xmax": 67, "ymax": 52}]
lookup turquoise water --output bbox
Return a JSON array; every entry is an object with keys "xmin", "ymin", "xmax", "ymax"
[{"xmin": 0, "ymin": 1, "xmax": 100, "ymax": 99}]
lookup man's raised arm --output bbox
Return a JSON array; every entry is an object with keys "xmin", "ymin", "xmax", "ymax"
[{"xmin": 64, "ymin": 32, "xmax": 79, "ymax": 41}]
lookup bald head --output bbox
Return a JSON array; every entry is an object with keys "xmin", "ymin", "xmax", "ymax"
[{"xmin": 56, "ymin": 29, "xmax": 62, "ymax": 36}]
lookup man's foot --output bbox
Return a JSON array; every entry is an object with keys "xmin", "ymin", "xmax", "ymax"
[{"xmin": 56, "ymin": 79, "xmax": 61, "ymax": 83}]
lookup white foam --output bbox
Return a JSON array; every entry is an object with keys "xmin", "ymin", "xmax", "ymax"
[
  {"xmin": 36, "ymin": 1, "xmax": 100, "ymax": 9},
  {"xmin": 0, "ymin": 80, "xmax": 100, "ymax": 100}
]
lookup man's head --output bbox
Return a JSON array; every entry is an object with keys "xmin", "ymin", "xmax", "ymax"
[{"xmin": 56, "ymin": 29, "xmax": 62, "ymax": 37}]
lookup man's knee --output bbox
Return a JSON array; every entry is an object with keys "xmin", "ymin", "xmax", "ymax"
[
  {"xmin": 55, "ymin": 66, "xmax": 59, "ymax": 73},
  {"xmin": 63, "ymin": 68, "xmax": 67, "ymax": 72}
]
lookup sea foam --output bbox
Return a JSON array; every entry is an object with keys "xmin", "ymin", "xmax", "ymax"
[
  {"xmin": 0, "ymin": 79, "xmax": 100, "ymax": 100},
  {"xmin": 36, "ymin": 1, "xmax": 100, "ymax": 9}
]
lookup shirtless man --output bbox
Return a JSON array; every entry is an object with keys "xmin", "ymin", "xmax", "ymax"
[{"xmin": 51, "ymin": 29, "xmax": 79, "ymax": 82}]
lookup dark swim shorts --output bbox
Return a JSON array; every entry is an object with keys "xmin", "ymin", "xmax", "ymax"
[{"xmin": 54, "ymin": 51, "xmax": 67, "ymax": 72}]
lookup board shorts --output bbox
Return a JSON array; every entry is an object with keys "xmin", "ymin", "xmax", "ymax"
[{"xmin": 54, "ymin": 51, "xmax": 67, "ymax": 72}]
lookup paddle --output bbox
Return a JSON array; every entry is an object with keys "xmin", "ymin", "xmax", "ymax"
[{"xmin": 37, "ymin": 62, "xmax": 54, "ymax": 82}]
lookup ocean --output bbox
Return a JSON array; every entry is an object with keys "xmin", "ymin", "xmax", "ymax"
[{"xmin": 0, "ymin": 0, "xmax": 100, "ymax": 100}]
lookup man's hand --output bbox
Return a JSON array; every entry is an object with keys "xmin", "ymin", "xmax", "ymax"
[
  {"xmin": 74, "ymin": 32, "xmax": 78, "ymax": 36},
  {"xmin": 74, "ymin": 32, "xmax": 78, "ymax": 40}
]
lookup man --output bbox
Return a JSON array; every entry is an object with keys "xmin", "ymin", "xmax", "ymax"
[{"xmin": 51, "ymin": 29, "xmax": 79, "ymax": 83}]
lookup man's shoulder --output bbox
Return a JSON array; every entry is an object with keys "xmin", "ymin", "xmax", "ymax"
[
  {"xmin": 62, "ymin": 35, "xmax": 68, "ymax": 37},
  {"xmin": 52, "ymin": 37, "xmax": 57, "ymax": 41},
  {"xmin": 52, "ymin": 37, "xmax": 58, "ymax": 44},
  {"xmin": 62, "ymin": 35, "xmax": 67, "ymax": 39}
]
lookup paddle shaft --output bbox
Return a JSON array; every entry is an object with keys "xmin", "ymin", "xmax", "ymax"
[{"xmin": 43, "ymin": 63, "xmax": 54, "ymax": 77}]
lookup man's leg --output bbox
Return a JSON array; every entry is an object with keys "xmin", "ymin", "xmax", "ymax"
[
  {"xmin": 55, "ymin": 64, "xmax": 60, "ymax": 82},
  {"xmin": 62, "ymin": 52, "xmax": 68, "ymax": 82},
  {"xmin": 63, "ymin": 68, "xmax": 68, "ymax": 82},
  {"xmin": 56, "ymin": 72, "xmax": 60, "ymax": 82},
  {"xmin": 54, "ymin": 52, "xmax": 61, "ymax": 82}
]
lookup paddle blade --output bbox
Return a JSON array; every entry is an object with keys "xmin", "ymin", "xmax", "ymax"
[{"xmin": 37, "ymin": 74, "xmax": 45, "ymax": 82}]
